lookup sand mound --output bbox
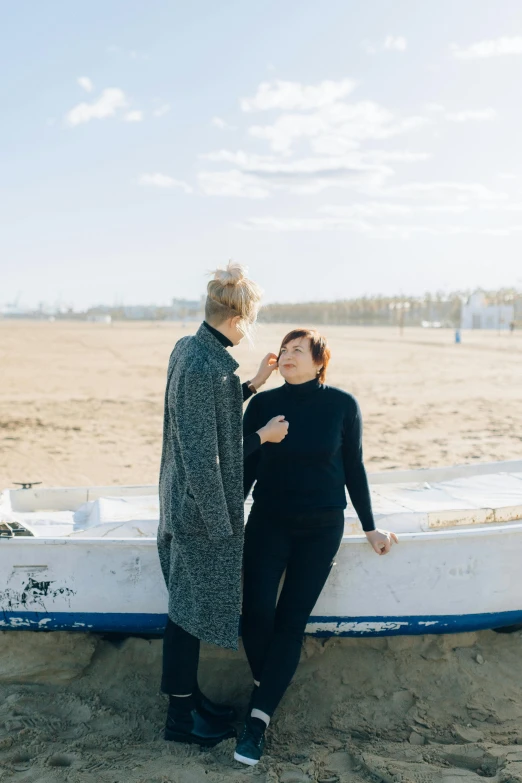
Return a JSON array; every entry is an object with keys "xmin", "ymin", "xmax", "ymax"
[{"xmin": 1, "ymin": 629, "xmax": 522, "ymax": 782}]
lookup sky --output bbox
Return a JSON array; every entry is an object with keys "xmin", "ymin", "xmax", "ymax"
[{"xmin": 2, "ymin": 0, "xmax": 522, "ymax": 310}]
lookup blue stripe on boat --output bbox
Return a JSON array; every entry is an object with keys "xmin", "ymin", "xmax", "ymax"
[{"xmin": 1, "ymin": 611, "xmax": 522, "ymax": 635}]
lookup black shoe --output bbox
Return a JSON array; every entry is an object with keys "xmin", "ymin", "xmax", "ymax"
[
  {"xmin": 234, "ymin": 716, "xmax": 266, "ymax": 766},
  {"xmin": 194, "ymin": 686, "xmax": 237, "ymax": 722},
  {"xmin": 164, "ymin": 704, "xmax": 236, "ymax": 747}
]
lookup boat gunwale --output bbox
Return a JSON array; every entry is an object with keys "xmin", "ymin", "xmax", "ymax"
[
  {"xmin": 3, "ymin": 459, "xmax": 522, "ymax": 510},
  {"xmin": 2, "ymin": 519, "xmax": 522, "ymax": 546}
]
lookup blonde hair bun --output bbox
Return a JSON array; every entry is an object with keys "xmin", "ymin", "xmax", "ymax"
[
  {"xmin": 205, "ymin": 261, "xmax": 263, "ymax": 342},
  {"xmin": 212, "ymin": 262, "xmax": 246, "ymax": 287}
]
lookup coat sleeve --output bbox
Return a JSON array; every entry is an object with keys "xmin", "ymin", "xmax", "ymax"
[
  {"xmin": 173, "ymin": 360, "xmax": 233, "ymax": 539},
  {"xmin": 342, "ymin": 398, "xmax": 376, "ymax": 532},
  {"xmin": 243, "ymin": 395, "xmax": 262, "ymax": 499}
]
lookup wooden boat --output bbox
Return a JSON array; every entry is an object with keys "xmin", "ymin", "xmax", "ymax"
[{"xmin": 1, "ymin": 460, "xmax": 521, "ymax": 637}]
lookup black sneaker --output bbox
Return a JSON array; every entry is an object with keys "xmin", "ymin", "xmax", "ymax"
[{"xmin": 233, "ymin": 716, "xmax": 266, "ymax": 766}]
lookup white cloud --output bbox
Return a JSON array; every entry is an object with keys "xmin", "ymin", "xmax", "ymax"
[
  {"xmin": 65, "ymin": 88, "xmax": 128, "ymax": 126},
  {"xmin": 211, "ymin": 151, "xmax": 394, "ymax": 178},
  {"xmin": 139, "ymin": 173, "xmax": 192, "ymax": 193},
  {"xmin": 200, "ymin": 74, "xmax": 506, "ymax": 229},
  {"xmin": 365, "ymin": 150, "xmax": 431, "ymax": 163},
  {"xmin": 423, "ymin": 104, "xmax": 497, "ymax": 123},
  {"xmin": 451, "ymin": 36, "xmax": 522, "ymax": 59},
  {"xmin": 200, "ymin": 90, "xmax": 430, "ymax": 198},
  {"xmin": 211, "ymin": 116, "xmax": 236, "ymax": 130},
  {"xmin": 77, "ymin": 76, "xmax": 94, "ymax": 93},
  {"xmin": 153, "ymin": 104, "xmax": 171, "ymax": 118},
  {"xmin": 240, "ymin": 216, "xmax": 473, "ymax": 236},
  {"xmin": 198, "ymin": 170, "xmax": 270, "ymax": 199},
  {"xmin": 236, "ymin": 171, "xmax": 521, "ymax": 234},
  {"xmin": 445, "ymin": 109, "xmax": 496, "ymax": 122},
  {"xmin": 384, "ymin": 36, "xmax": 407, "ymax": 52},
  {"xmin": 124, "ymin": 110, "xmax": 143, "ymax": 122},
  {"xmin": 199, "ymin": 150, "xmax": 399, "ymax": 196},
  {"xmin": 321, "ymin": 197, "xmax": 522, "ymax": 217},
  {"xmin": 238, "ymin": 180, "xmax": 522, "ymax": 235},
  {"xmin": 381, "ymin": 181, "xmax": 507, "ymax": 203},
  {"xmin": 361, "ymin": 40, "xmax": 378, "ymax": 55},
  {"xmin": 320, "ymin": 202, "xmax": 472, "ymax": 218},
  {"xmin": 321, "ymin": 203, "xmax": 413, "ymax": 218},
  {"xmin": 202, "ymin": 150, "xmax": 284, "ymax": 166},
  {"xmin": 249, "ymin": 101, "xmax": 428, "ymax": 154},
  {"xmin": 362, "ymin": 37, "xmax": 407, "ymax": 54},
  {"xmin": 241, "ymin": 214, "xmax": 522, "ymax": 238},
  {"xmin": 107, "ymin": 44, "xmax": 148, "ymax": 60},
  {"xmin": 241, "ymin": 79, "xmax": 357, "ymax": 112}
]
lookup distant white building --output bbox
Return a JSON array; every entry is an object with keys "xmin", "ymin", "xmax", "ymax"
[
  {"xmin": 170, "ymin": 298, "xmax": 204, "ymax": 321},
  {"xmin": 87, "ymin": 314, "xmax": 112, "ymax": 324},
  {"xmin": 461, "ymin": 291, "xmax": 514, "ymax": 330}
]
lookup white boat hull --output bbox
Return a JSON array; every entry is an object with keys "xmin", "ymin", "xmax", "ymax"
[
  {"xmin": 1, "ymin": 461, "xmax": 522, "ymax": 636},
  {"xmin": 1, "ymin": 524, "xmax": 521, "ymax": 636}
]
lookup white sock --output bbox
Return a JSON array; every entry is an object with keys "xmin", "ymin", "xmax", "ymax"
[
  {"xmin": 253, "ymin": 680, "xmax": 260, "ymax": 687},
  {"xmin": 170, "ymin": 693, "xmax": 192, "ymax": 697},
  {"xmin": 251, "ymin": 708, "xmax": 270, "ymax": 727}
]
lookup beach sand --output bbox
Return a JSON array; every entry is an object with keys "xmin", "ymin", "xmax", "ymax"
[{"xmin": 1, "ymin": 320, "xmax": 522, "ymax": 782}]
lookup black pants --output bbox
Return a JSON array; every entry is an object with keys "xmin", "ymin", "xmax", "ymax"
[
  {"xmin": 161, "ymin": 618, "xmax": 200, "ymax": 695},
  {"xmin": 241, "ymin": 506, "xmax": 344, "ymax": 717}
]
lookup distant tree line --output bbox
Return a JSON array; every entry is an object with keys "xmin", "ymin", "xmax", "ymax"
[
  {"xmin": 258, "ymin": 288, "xmax": 522, "ymax": 328},
  {"xmin": 7, "ymin": 288, "xmax": 520, "ymax": 325}
]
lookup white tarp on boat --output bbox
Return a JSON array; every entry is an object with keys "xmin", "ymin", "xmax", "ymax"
[{"xmin": 1, "ymin": 461, "xmax": 521, "ymax": 539}]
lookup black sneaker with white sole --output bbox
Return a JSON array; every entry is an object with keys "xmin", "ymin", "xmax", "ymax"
[{"xmin": 233, "ymin": 716, "xmax": 266, "ymax": 766}]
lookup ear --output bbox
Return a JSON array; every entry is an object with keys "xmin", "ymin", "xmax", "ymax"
[{"xmin": 229, "ymin": 315, "xmax": 242, "ymax": 329}]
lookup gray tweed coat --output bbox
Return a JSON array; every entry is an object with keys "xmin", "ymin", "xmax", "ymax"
[{"xmin": 157, "ymin": 324, "xmax": 245, "ymax": 650}]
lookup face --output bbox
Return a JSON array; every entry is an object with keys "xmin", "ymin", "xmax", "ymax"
[{"xmin": 278, "ymin": 337, "xmax": 321, "ymax": 384}]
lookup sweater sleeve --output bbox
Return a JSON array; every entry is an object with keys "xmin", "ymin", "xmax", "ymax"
[
  {"xmin": 243, "ymin": 396, "xmax": 262, "ymax": 499},
  {"xmin": 242, "ymin": 382, "xmax": 254, "ymax": 403},
  {"xmin": 173, "ymin": 360, "xmax": 233, "ymax": 539},
  {"xmin": 342, "ymin": 399, "xmax": 376, "ymax": 532},
  {"xmin": 243, "ymin": 432, "xmax": 261, "ymax": 459}
]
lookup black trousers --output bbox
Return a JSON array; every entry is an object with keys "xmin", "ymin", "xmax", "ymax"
[
  {"xmin": 161, "ymin": 618, "xmax": 200, "ymax": 695},
  {"xmin": 241, "ymin": 506, "xmax": 345, "ymax": 717}
]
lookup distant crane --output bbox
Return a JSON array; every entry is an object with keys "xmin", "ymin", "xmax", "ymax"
[{"xmin": 2, "ymin": 291, "xmax": 22, "ymax": 316}]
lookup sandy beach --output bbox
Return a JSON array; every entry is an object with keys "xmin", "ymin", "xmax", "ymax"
[
  {"xmin": 1, "ymin": 320, "xmax": 521, "ymax": 489},
  {"xmin": 1, "ymin": 319, "xmax": 522, "ymax": 783}
]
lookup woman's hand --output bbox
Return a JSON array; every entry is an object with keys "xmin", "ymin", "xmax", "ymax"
[
  {"xmin": 257, "ymin": 416, "xmax": 289, "ymax": 444},
  {"xmin": 365, "ymin": 528, "xmax": 398, "ymax": 555},
  {"xmin": 251, "ymin": 353, "xmax": 279, "ymax": 390}
]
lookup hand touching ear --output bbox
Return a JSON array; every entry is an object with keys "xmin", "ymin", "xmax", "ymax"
[{"xmin": 251, "ymin": 353, "xmax": 279, "ymax": 389}]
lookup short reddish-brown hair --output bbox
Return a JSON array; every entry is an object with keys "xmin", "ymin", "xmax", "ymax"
[{"xmin": 279, "ymin": 328, "xmax": 331, "ymax": 384}]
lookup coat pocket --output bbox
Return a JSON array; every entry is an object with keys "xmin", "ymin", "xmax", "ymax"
[{"xmin": 177, "ymin": 491, "xmax": 208, "ymax": 538}]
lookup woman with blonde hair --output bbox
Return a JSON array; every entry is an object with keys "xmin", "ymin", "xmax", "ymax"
[
  {"xmin": 235, "ymin": 328, "xmax": 398, "ymax": 765},
  {"xmin": 157, "ymin": 263, "xmax": 288, "ymax": 746}
]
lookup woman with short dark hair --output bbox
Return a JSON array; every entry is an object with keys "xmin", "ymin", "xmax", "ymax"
[{"xmin": 235, "ymin": 328, "xmax": 398, "ymax": 766}]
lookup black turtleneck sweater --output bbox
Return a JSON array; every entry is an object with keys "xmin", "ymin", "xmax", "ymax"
[{"xmin": 243, "ymin": 379, "xmax": 376, "ymax": 531}]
